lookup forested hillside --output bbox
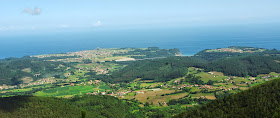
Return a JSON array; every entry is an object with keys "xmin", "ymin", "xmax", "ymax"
[
  {"xmin": 174, "ymin": 78, "xmax": 280, "ymax": 118},
  {"xmin": 96, "ymin": 57, "xmax": 208, "ymax": 83},
  {"xmin": 205, "ymin": 56, "xmax": 280, "ymax": 77},
  {"xmin": 0, "ymin": 95, "xmax": 131, "ymax": 118},
  {"xmin": 96, "ymin": 55, "xmax": 280, "ymax": 82}
]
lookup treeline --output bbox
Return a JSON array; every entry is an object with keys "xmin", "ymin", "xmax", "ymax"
[
  {"xmin": 174, "ymin": 78, "xmax": 280, "ymax": 118},
  {"xmin": 0, "ymin": 56, "xmax": 67, "ymax": 85}
]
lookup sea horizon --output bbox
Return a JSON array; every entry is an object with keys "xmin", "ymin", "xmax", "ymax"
[{"xmin": 1, "ymin": 26, "xmax": 280, "ymax": 59}]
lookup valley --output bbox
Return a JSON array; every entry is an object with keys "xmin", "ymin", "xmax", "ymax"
[{"xmin": 0, "ymin": 46, "xmax": 280, "ymax": 117}]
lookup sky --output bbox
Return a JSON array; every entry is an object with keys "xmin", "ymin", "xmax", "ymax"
[{"xmin": 0, "ymin": 0, "xmax": 280, "ymax": 36}]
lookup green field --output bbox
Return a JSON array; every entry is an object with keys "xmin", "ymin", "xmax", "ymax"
[{"xmin": 35, "ymin": 85, "xmax": 97, "ymax": 97}]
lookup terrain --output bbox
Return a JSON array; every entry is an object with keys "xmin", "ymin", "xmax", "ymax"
[{"xmin": 0, "ymin": 46, "xmax": 280, "ymax": 117}]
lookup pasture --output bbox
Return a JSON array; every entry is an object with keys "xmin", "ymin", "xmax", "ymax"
[{"xmin": 35, "ymin": 85, "xmax": 97, "ymax": 97}]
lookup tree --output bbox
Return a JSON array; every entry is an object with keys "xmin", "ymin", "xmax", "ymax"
[
  {"xmin": 83, "ymin": 59, "xmax": 92, "ymax": 64},
  {"xmin": 207, "ymin": 80, "xmax": 214, "ymax": 85},
  {"xmin": 81, "ymin": 110, "xmax": 86, "ymax": 118}
]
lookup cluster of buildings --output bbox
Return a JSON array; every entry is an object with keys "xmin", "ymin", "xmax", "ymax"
[
  {"xmin": 92, "ymin": 66, "xmax": 110, "ymax": 74},
  {"xmin": 33, "ymin": 48, "xmax": 131, "ymax": 63},
  {"xmin": 77, "ymin": 80, "xmax": 101, "ymax": 86},
  {"xmin": 220, "ymin": 86, "xmax": 239, "ymax": 91},
  {"xmin": 87, "ymin": 90, "xmax": 132, "ymax": 98},
  {"xmin": 207, "ymin": 48, "xmax": 243, "ymax": 53},
  {"xmin": 197, "ymin": 85, "xmax": 214, "ymax": 89},
  {"xmin": 71, "ymin": 48, "xmax": 121, "ymax": 59},
  {"xmin": 0, "ymin": 84, "xmax": 17, "ymax": 90},
  {"xmin": 0, "ymin": 78, "xmax": 55, "ymax": 90},
  {"xmin": 22, "ymin": 78, "xmax": 55, "ymax": 88}
]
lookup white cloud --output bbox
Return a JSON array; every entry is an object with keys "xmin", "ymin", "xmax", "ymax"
[
  {"xmin": 59, "ymin": 25, "xmax": 70, "ymax": 28},
  {"xmin": 23, "ymin": 7, "xmax": 41, "ymax": 15},
  {"xmin": 92, "ymin": 20, "xmax": 102, "ymax": 27}
]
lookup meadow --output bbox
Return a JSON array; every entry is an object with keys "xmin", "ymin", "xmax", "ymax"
[{"xmin": 35, "ymin": 85, "xmax": 98, "ymax": 97}]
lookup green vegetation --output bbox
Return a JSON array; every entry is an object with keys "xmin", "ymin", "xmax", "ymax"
[
  {"xmin": 95, "ymin": 57, "xmax": 207, "ymax": 83},
  {"xmin": 35, "ymin": 85, "xmax": 97, "ymax": 97},
  {"xmin": 1, "ymin": 46, "xmax": 280, "ymax": 117},
  {"xmin": 0, "ymin": 95, "xmax": 131, "ymax": 118},
  {"xmin": 205, "ymin": 56, "xmax": 280, "ymax": 77},
  {"xmin": 0, "ymin": 57, "xmax": 67, "ymax": 85},
  {"xmin": 95, "ymin": 55, "xmax": 280, "ymax": 83},
  {"xmin": 174, "ymin": 78, "xmax": 280, "ymax": 118}
]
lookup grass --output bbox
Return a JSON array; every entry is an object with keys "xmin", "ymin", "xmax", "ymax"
[
  {"xmin": 35, "ymin": 85, "xmax": 97, "ymax": 97},
  {"xmin": 196, "ymin": 72, "xmax": 226, "ymax": 82},
  {"xmin": 99, "ymin": 85, "xmax": 110, "ymax": 90},
  {"xmin": 140, "ymin": 82, "xmax": 162, "ymax": 88},
  {"xmin": 186, "ymin": 67, "xmax": 226, "ymax": 82},
  {"xmin": 1, "ymin": 88, "xmax": 33, "ymax": 93},
  {"xmin": 124, "ymin": 89, "xmax": 176, "ymax": 105}
]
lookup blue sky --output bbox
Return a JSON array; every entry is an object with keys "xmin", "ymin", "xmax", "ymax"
[{"xmin": 0, "ymin": 0, "xmax": 280, "ymax": 35}]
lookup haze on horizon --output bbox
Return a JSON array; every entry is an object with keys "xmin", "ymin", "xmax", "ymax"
[{"xmin": 0, "ymin": 0, "xmax": 280, "ymax": 36}]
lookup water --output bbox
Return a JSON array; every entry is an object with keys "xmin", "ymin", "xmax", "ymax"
[{"xmin": 1, "ymin": 25, "xmax": 280, "ymax": 59}]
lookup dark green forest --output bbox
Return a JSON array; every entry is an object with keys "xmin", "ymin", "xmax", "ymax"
[
  {"xmin": 0, "ymin": 95, "xmax": 131, "ymax": 118},
  {"xmin": 0, "ymin": 94, "xmax": 188, "ymax": 118},
  {"xmin": 96, "ymin": 57, "xmax": 208, "ymax": 83},
  {"xmin": 205, "ymin": 56, "xmax": 280, "ymax": 77},
  {"xmin": 174, "ymin": 78, "xmax": 280, "ymax": 118}
]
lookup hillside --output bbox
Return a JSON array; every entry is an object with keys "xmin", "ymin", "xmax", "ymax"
[
  {"xmin": 0, "ymin": 95, "xmax": 131, "ymax": 118},
  {"xmin": 0, "ymin": 47, "xmax": 180, "ymax": 86},
  {"xmin": 96, "ymin": 56, "xmax": 208, "ymax": 83},
  {"xmin": 0, "ymin": 57, "xmax": 67, "ymax": 86},
  {"xmin": 95, "ymin": 55, "xmax": 280, "ymax": 83},
  {"xmin": 205, "ymin": 56, "xmax": 280, "ymax": 77},
  {"xmin": 174, "ymin": 78, "xmax": 280, "ymax": 118}
]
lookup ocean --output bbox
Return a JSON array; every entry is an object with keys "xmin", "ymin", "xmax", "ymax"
[{"xmin": 1, "ymin": 25, "xmax": 280, "ymax": 59}]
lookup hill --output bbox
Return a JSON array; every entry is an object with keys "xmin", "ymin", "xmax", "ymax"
[
  {"xmin": 0, "ymin": 95, "xmax": 131, "ymax": 118},
  {"xmin": 195, "ymin": 46, "xmax": 280, "ymax": 61},
  {"xmin": 95, "ymin": 55, "xmax": 280, "ymax": 82},
  {"xmin": 0, "ymin": 57, "xmax": 68, "ymax": 86},
  {"xmin": 205, "ymin": 56, "xmax": 280, "ymax": 77},
  {"xmin": 0, "ymin": 47, "xmax": 181, "ymax": 86},
  {"xmin": 174, "ymin": 78, "xmax": 280, "ymax": 118},
  {"xmin": 96, "ymin": 56, "xmax": 208, "ymax": 83}
]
